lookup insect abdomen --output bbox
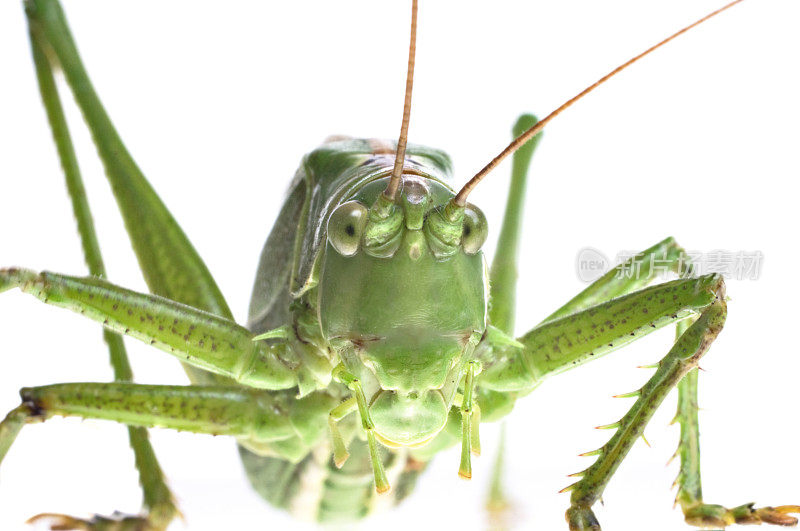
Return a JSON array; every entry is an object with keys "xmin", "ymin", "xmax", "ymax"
[{"xmin": 238, "ymin": 443, "xmax": 424, "ymax": 523}]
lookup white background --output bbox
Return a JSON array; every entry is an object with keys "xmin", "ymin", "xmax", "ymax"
[{"xmin": 1, "ymin": 1, "xmax": 799, "ymax": 530}]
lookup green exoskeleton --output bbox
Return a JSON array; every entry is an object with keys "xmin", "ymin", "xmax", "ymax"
[{"xmin": 2, "ymin": 0, "xmax": 799, "ymax": 529}]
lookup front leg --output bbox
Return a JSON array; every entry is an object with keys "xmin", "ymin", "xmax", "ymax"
[
  {"xmin": 0, "ymin": 269, "xmax": 300, "ymax": 389},
  {"xmin": 0, "ymin": 383, "xmax": 338, "ymax": 465},
  {"xmin": 479, "ymin": 274, "xmax": 722, "ymax": 391},
  {"xmin": 0, "ymin": 383, "xmax": 337, "ymax": 529},
  {"xmin": 478, "ymin": 274, "xmax": 798, "ymax": 529}
]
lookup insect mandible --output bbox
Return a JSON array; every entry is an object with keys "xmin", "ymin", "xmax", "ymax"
[{"xmin": 4, "ymin": 1, "xmax": 800, "ymax": 531}]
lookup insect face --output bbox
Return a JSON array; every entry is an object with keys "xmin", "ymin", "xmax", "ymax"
[{"xmin": 321, "ymin": 170, "xmax": 488, "ymax": 445}]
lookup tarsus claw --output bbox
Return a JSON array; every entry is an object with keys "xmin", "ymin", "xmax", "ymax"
[
  {"xmin": 729, "ymin": 503, "xmax": 800, "ymax": 526},
  {"xmin": 28, "ymin": 513, "xmax": 88, "ymax": 530},
  {"xmin": 685, "ymin": 503, "xmax": 800, "ymax": 528},
  {"xmin": 27, "ymin": 512, "xmax": 154, "ymax": 531},
  {"xmin": 753, "ymin": 505, "xmax": 800, "ymax": 526}
]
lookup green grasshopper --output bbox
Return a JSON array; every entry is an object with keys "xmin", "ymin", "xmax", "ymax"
[{"xmin": 2, "ymin": 0, "xmax": 799, "ymax": 529}]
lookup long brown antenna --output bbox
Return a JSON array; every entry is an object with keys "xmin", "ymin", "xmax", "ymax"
[
  {"xmin": 453, "ymin": 0, "xmax": 745, "ymax": 207},
  {"xmin": 384, "ymin": 0, "xmax": 419, "ymax": 203}
]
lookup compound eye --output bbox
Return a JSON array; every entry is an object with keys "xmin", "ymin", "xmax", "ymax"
[
  {"xmin": 327, "ymin": 201, "xmax": 369, "ymax": 256},
  {"xmin": 462, "ymin": 204, "xmax": 488, "ymax": 254}
]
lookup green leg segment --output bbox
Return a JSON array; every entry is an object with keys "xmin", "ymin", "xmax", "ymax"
[
  {"xmin": 481, "ymin": 119, "xmax": 695, "ymax": 530},
  {"xmin": 486, "ymin": 235, "xmax": 688, "ymax": 527},
  {"xmin": 26, "ymin": 19, "xmax": 178, "ymax": 529},
  {"xmin": 673, "ymin": 327, "xmax": 800, "ymax": 528},
  {"xmin": 479, "ymin": 254, "xmax": 799, "ymax": 528},
  {"xmin": 486, "ymin": 423, "xmax": 511, "ymax": 531},
  {"xmin": 0, "ymin": 269, "xmax": 296, "ymax": 389},
  {"xmin": 539, "ymin": 245, "xmax": 799, "ymax": 528},
  {"xmin": 485, "ymin": 116, "xmax": 694, "ymax": 528},
  {"xmin": 478, "ymin": 274, "xmax": 724, "ymax": 527},
  {"xmin": 0, "ymin": 406, "xmax": 29, "ymax": 465},
  {"xmin": 675, "ymin": 350, "xmax": 701, "ymax": 502},
  {"xmin": 482, "ymin": 114, "xmax": 541, "ymax": 525},
  {"xmin": 0, "ymin": 383, "xmax": 337, "ymax": 453},
  {"xmin": 0, "ymin": 384, "xmax": 335, "ymax": 528},
  {"xmin": 481, "ymin": 235, "xmax": 694, "ymax": 391},
  {"xmin": 563, "ymin": 290, "xmax": 727, "ymax": 529},
  {"xmin": 24, "ymin": 0, "xmax": 233, "ymax": 323},
  {"xmin": 19, "ymin": 0, "xmax": 307, "ymax": 527},
  {"xmin": 543, "ymin": 236, "xmax": 692, "ymax": 323},
  {"xmin": 458, "ymin": 360, "xmax": 480, "ymax": 479},
  {"xmin": 479, "ymin": 274, "xmax": 722, "ymax": 391},
  {"xmin": 332, "ymin": 366, "xmax": 390, "ymax": 494},
  {"xmin": 328, "ymin": 397, "xmax": 357, "ymax": 467},
  {"xmin": 489, "ymin": 113, "xmax": 542, "ymax": 335},
  {"xmin": 525, "ymin": 274, "xmax": 720, "ymax": 378},
  {"xmin": 486, "ymin": 237, "xmax": 683, "ymax": 521}
]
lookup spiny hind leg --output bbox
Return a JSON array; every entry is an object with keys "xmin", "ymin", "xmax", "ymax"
[
  {"xmin": 672, "ymin": 323, "xmax": 800, "ymax": 529},
  {"xmin": 542, "ymin": 238, "xmax": 798, "ymax": 526},
  {"xmin": 24, "ymin": 1, "xmax": 179, "ymax": 526},
  {"xmin": 24, "ymin": 0, "xmax": 260, "ymax": 526},
  {"xmin": 558, "ymin": 282, "xmax": 798, "ymax": 530},
  {"xmin": 535, "ymin": 238, "xmax": 798, "ymax": 527},
  {"xmin": 536, "ymin": 240, "xmax": 798, "ymax": 525},
  {"xmin": 479, "ymin": 269, "xmax": 798, "ymax": 528},
  {"xmin": 562, "ymin": 285, "xmax": 728, "ymax": 529}
]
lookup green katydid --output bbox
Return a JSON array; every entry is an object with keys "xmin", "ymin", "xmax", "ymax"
[{"xmin": 1, "ymin": 0, "xmax": 800, "ymax": 528}]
